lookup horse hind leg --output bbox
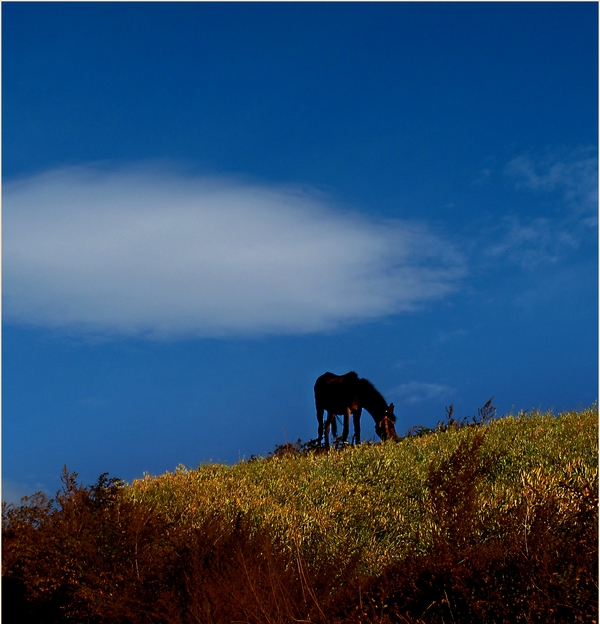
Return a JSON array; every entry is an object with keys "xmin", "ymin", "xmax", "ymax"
[
  {"xmin": 323, "ymin": 412, "xmax": 338, "ymax": 449},
  {"xmin": 316, "ymin": 407, "xmax": 325, "ymax": 446},
  {"xmin": 353, "ymin": 410, "xmax": 362, "ymax": 444}
]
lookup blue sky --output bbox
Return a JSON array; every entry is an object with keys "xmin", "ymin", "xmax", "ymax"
[{"xmin": 3, "ymin": 2, "xmax": 597, "ymax": 503}]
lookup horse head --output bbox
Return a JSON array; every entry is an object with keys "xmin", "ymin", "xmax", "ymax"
[{"xmin": 375, "ymin": 403, "xmax": 398, "ymax": 441}]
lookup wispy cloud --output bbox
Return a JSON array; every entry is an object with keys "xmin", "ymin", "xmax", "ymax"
[
  {"xmin": 390, "ymin": 381, "xmax": 455, "ymax": 404},
  {"xmin": 2, "ymin": 478, "xmax": 48, "ymax": 506},
  {"xmin": 435, "ymin": 329, "xmax": 469, "ymax": 344},
  {"xmin": 483, "ymin": 215, "xmax": 580, "ymax": 269},
  {"xmin": 3, "ymin": 164, "xmax": 466, "ymax": 339},
  {"xmin": 505, "ymin": 147, "xmax": 598, "ymax": 220},
  {"xmin": 479, "ymin": 148, "xmax": 598, "ymax": 270}
]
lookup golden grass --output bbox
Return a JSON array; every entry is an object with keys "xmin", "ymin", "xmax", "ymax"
[{"xmin": 128, "ymin": 406, "xmax": 598, "ymax": 578}]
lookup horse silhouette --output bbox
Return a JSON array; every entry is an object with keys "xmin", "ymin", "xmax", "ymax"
[{"xmin": 314, "ymin": 371, "xmax": 397, "ymax": 448}]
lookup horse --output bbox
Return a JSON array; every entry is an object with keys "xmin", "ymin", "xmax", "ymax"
[{"xmin": 314, "ymin": 371, "xmax": 398, "ymax": 448}]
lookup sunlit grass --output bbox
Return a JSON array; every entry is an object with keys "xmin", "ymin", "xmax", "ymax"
[{"xmin": 128, "ymin": 406, "xmax": 598, "ymax": 578}]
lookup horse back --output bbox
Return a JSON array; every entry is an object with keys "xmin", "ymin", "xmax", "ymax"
[{"xmin": 314, "ymin": 371, "xmax": 360, "ymax": 413}]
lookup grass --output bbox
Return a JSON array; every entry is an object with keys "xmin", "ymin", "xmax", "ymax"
[
  {"xmin": 128, "ymin": 406, "xmax": 597, "ymax": 571},
  {"xmin": 3, "ymin": 405, "xmax": 598, "ymax": 623}
]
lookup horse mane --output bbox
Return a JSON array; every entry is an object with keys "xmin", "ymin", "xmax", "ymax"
[{"xmin": 358, "ymin": 377, "xmax": 396, "ymax": 423}]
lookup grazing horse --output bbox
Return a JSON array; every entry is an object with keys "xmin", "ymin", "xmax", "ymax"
[{"xmin": 314, "ymin": 371, "xmax": 398, "ymax": 448}]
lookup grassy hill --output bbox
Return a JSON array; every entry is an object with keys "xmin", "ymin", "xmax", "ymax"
[{"xmin": 3, "ymin": 406, "xmax": 598, "ymax": 623}]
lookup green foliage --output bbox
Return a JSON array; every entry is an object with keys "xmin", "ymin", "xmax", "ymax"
[{"xmin": 3, "ymin": 406, "xmax": 598, "ymax": 623}]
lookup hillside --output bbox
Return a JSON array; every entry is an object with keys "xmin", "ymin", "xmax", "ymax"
[{"xmin": 3, "ymin": 406, "xmax": 598, "ymax": 623}]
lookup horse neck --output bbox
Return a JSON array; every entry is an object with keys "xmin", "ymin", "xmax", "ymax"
[{"xmin": 359, "ymin": 379, "xmax": 388, "ymax": 418}]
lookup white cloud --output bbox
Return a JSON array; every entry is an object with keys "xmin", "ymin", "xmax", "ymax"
[
  {"xmin": 390, "ymin": 381, "xmax": 455, "ymax": 404},
  {"xmin": 3, "ymin": 165, "xmax": 466, "ymax": 339}
]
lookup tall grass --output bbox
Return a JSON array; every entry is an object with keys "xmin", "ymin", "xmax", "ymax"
[{"xmin": 3, "ymin": 406, "xmax": 598, "ymax": 622}]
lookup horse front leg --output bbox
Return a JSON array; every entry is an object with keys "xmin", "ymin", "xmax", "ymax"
[{"xmin": 353, "ymin": 408, "xmax": 362, "ymax": 444}]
